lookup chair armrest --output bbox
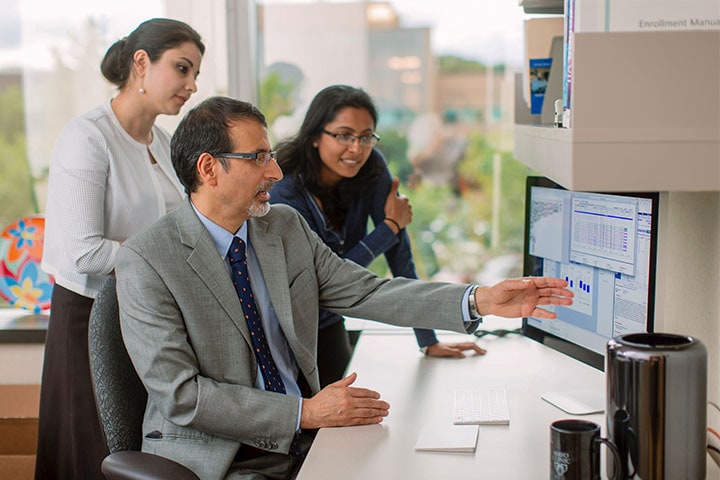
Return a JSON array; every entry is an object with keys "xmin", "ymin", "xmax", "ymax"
[{"xmin": 101, "ymin": 450, "xmax": 201, "ymax": 480}]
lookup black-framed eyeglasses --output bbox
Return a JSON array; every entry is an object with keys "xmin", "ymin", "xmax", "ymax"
[
  {"xmin": 216, "ymin": 151, "xmax": 277, "ymax": 167},
  {"xmin": 322, "ymin": 130, "xmax": 380, "ymax": 148}
]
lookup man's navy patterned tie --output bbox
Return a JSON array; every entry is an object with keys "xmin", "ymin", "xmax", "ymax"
[{"xmin": 228, "ymin": 236, "xmax": 302, "ymax": 456}]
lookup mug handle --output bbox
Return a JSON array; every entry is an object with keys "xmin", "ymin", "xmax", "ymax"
[{"xmin": 596, "ymin": 437, "xmax": 623, "ymax": 480}]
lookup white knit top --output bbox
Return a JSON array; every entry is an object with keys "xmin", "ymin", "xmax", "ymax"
[{"xmin": 42, "ymin": 99, "xmax": 185, "ymax": 298}]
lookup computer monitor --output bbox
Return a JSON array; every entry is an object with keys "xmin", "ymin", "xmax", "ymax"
[{"xmin": 522, "ymin": 176, "xmax": 659, "ymax": 373}]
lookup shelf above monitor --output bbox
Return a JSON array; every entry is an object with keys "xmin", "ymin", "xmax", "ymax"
[{"xmin": 514, "ymin": 124, "xmax": 720, "ymax": 192}]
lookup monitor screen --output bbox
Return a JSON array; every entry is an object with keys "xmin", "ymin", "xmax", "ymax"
[{"xmin": 522, "ymin": 176, "xmax": 659, "ymax": 370}]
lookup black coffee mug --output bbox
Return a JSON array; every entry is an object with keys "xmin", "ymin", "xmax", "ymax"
[{"xmin": 550, "ymin": 419, "xmax": 622, "ymax": 480}]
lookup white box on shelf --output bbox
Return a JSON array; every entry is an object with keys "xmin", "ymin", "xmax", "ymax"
[
  {"xmin": 562, "ymin": 0, "xmax": 719, "ymax": 126},
  {"xmin": 574, "ymin": 0, "xmax": 720, "ymax": 32}
]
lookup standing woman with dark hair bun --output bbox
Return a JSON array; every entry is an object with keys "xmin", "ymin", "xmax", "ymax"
[{"xmin": 36, "ymin": 18, "xmax": 204, "ymax": 479}]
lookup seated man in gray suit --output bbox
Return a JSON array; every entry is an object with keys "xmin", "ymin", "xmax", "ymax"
[{"xmin": 115, "ymin": 96, "xmax": 573, "ymax": 480}]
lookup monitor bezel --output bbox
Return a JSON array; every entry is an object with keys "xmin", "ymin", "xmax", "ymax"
[{"xmin": 521, "ymin": 176, "xmax": 659, "ymax": 371}]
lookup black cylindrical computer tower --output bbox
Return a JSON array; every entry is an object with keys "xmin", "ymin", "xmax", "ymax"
[{"xmin": 606, "ymin": 333, "xmax": 707, "ymax": 479}]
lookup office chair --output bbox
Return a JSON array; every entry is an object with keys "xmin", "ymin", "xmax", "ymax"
[{"xmin": 88, "ymin": 275, "xmax": 200, "ymax": 480}]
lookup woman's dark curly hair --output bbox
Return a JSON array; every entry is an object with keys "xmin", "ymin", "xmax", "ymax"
[{"xmin": 275, "ymin": 85, "xmax": 384, "ymax": 229}]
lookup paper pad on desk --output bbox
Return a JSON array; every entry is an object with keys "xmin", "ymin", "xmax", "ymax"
[
  {"xmin": 414, "ymin": 425, "xmax": 478, "ymax": 453},
  {"xmin": 541, "ymin": 389, "xmax": 605, "ymax": 415}
]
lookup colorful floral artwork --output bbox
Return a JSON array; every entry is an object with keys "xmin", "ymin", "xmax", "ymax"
[{"xmin": 0, "ymin": 216, "xmax": 54, "ymax": 313}]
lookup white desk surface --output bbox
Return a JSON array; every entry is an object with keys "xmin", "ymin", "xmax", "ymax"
[{"xmin": 297, "ymin": 318, "xmax": 607, "ymax": 479}]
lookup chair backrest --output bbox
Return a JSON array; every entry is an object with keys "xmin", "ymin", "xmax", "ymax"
[{"xmin": 88, "ymin": 275, "xmax": 148, "ymax": 453}]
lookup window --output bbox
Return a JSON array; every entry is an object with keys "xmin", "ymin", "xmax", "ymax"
[
  {"xmin": 0, "ymin": 0, "xmax": 229, "ymax": 313},
  {"xmin": 258, "ymin": 0, "xmax": 529, "ymax": 282},
  {"xmin": 0, "ymin": 0, "xmax": 531, "ymax": 316}
]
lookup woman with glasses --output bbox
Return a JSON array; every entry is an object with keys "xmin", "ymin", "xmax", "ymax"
[
  {"xmin": 37, "ymin": 18, "xmax": 204, "ymax": 479},
  {"xmin": 272, "ymin": 84, "xmax": 485, "ymax": 387}
]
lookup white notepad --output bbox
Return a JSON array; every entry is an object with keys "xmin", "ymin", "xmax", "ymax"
[
  {"xmin": 541, "ymin": 389, "xmax": 605, "ymax": 415},
  {"xmin": 414, "ymin": 425, "xmax": 479, "ymax": 453}
]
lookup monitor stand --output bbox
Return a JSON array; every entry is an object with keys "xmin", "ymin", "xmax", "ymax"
[{"xmin": 541, "ymin": 388, "xmax": 605, "ymax": 415}]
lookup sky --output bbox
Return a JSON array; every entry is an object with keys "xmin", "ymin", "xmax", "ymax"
[
  {"xmin": 0, "ymin": 0, "xmax": 165, "ymax": 69},
  {"xmin": 379, "ymin": 0, "xmax": 527, "ymax": 65},
  {"xmin": 0, "ymin": 0, "xmax": 529, "ymax": 69},
  {"xmin": 260, "ymin": 0, "xmax": 528, "ymax": 66}
]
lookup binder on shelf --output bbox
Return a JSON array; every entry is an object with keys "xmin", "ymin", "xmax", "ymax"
[
  {"xmin": 541, "ymin": 36, "xmax": 564, "ymax": 125},
  {"xmin": 523, "ymin": 17, "xmax": 564, "ymax": 110},
  {"xmin": 529, "ymin": 58, "xmax": 552, "ymax": 114},
  {"xmin": 514, "ymin": 73, "xmax": 541, "ymax": 125}
]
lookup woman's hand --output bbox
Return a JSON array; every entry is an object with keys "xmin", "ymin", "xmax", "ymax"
[
  {"xmin": 425, "ymin": 342, "xmax": 487, "ymax": 358},
  {"xmin": 384, "ymin": 177, "xmax": 412, "ymax": 234}
]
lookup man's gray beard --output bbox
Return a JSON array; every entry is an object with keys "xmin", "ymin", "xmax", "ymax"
[{"xmin": 248, "ymin": 201, "xmax": 270, "ymax": 218}]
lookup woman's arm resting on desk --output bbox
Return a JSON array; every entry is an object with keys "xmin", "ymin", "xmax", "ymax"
[
  {"xmin": 475, "ymin": 277, "xmax": 573, "ymax": 319},
  {"xmin": 425, "ymin": 342, "xmax": 487, "ymax": 358}
]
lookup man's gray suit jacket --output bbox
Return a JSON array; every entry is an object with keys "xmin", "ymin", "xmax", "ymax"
[{"xmin": 116, "ymin": 199, "xmax": 477, "ymax": 480}]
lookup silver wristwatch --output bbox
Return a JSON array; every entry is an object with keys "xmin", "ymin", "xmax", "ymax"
[{"xmin": 468, "ymin": 284, "xmax": 481, "ymax": 318}]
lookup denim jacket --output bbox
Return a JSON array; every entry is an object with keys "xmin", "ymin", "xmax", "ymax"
[{"xmin": 269, "ymin": 149, "xmax": 439, "ymax": 348}]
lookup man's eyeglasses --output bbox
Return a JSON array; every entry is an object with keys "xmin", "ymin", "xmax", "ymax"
[
  {"xmin": 322, "ymin": 130, "xmax": 380, "ymax": 148},
  {"xmin": 216, "ymin": 151, "xmax": 277, "ymax": 167}
]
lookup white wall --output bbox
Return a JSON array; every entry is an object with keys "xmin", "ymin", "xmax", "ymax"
[
  {"xmin": 0, "ymin": 344, "xmax": 44, "ymax": 384},
  {"xmin": 655, "ymin": 191, "xmax": 720, "ymax": 404}
]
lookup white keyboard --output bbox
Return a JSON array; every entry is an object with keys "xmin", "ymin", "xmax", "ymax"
[{"xmin": 453, "ymin": 388, "xmax": 510, "ymax": 425}]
